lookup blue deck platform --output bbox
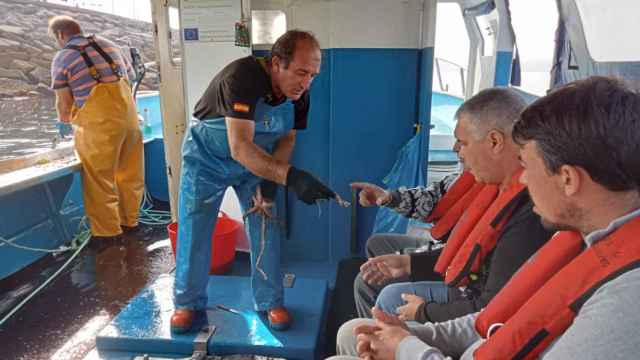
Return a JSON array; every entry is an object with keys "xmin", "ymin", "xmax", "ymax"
[{"xmin": 95, "ymin": 260, "xmax": 334, "ymax": 360}]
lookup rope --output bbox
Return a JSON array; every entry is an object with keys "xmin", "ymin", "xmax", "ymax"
[
  {"xmin": 137, "ymin": 190, "xmax": 172, "ymax": 226},
  {"xmin": 0, "ymin": 221, "xmax": 91, "ymax": 328},
  {"xmin": 0, "ymin": 189, "xmax": 169, "ymax": 329},
  {"xmin": 0, "ymin": 190, "xmax": 169, "ymax": 254},
  {"xmin": 0, "ymin": 236, "xmax": 80, "ymax": 253},
  {"xmin": 255, "ymin": 213, "xmax": 268, "ymax": 281},
  {"xmin": 0, "ymin": 217, "xmax": 91, "ymax": 253}
]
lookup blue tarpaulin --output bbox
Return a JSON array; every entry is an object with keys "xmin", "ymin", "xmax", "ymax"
[{"xmin": 372, "ymin": 132, "xmax": 426, "ymax": 234}]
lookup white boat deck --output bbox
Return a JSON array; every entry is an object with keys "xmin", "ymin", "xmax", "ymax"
[{"xmin": 0, "ymin": 145, "xmax": 80, "ymax": 196}]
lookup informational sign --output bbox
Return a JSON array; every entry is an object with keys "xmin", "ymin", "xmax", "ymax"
[
  {"xmin": 181, "ymin": 0, "xmax": 240, "ymax": 43},
  {"xmin": 235, "ymin": 21, "xmax": 250, "ymax": 47}
]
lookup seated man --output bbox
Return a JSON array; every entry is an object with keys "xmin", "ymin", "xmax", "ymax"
[
  {"xmin": 353, "ymin": 88, "xmax": 552, "ymax": 323},
  {"xmin": 331, "ymin": 76, "xmax": 640, "ymax": 360},
  {"xmin": 349, "ymin": 169, "xmax": 463, "ymax": 317}
]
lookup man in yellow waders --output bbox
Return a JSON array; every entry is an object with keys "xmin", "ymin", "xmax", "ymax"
[{"xmin": 48, "ymin": 16, "xmax": 144, "ymax": 240}]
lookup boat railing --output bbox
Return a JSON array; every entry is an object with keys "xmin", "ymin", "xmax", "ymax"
[
  {"xmin": 434, "ymin": 57, "xmax": 467, "ymax": 97},
  {"xmin": 0, "ymin": 144, "xmax": 80, "ymax": 196},
  {"xmin": 0, "ymin": 144, "xmax": 76, "ymax": 176}
]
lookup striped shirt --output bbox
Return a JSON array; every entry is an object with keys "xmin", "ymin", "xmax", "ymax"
[{"xmin": 50, "ymin": 34, "xmax": 134, "ymax": 107}]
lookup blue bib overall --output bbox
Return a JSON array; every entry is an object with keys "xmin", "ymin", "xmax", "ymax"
[{"xmin": 174, "ymin": 98, "xmax": 294, "ymax": 311}]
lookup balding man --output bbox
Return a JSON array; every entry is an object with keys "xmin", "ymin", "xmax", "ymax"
[
  {"xmin": 171, "ymin": 30, "xmax": 335, "ymax": 333},
  {"xmin": 49, "ymin": 16, "xmax": 144, "ymax": 241}
]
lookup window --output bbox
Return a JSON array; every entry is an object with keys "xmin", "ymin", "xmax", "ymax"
[
  {"xmin": 251, "ymin": 10, "xmax": 286, "ymax": 45},
  {"xmin": 168, "ymin": 5, "xmax": 182, "ymax": 64},
  {"xmin": 428, "ymin": 4, "xmax": 468, "ymax": 183},
  {"xmin": 433, "ymin": 3, "xmax": 469, "ymax": 98},
  {"xmin": 576, "ymin": 0, "xmax": 640, "ymax": 62},
  {"xmin": 510, "ymin": 0, "xmax": 558, "ymax": 95}
]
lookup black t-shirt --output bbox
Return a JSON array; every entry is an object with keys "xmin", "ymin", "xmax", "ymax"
[{"xmin": 192, "ymin": 56, "xmax": 309, "ymax": 130}]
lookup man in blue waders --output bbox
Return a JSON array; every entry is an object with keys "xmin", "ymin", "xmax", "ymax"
[{"xmin": 171, "ymin": 30, "xmax": 335, "ymax": 333}]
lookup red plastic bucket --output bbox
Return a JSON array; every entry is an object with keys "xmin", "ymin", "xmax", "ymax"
[{"xmin": 168, "ymin": 212, "xmax": 245, "ymax": 275}]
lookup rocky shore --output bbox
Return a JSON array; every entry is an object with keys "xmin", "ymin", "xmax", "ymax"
[{"xmin": 0, "ymin": 0, "xmax": 159, "ymax": 159}]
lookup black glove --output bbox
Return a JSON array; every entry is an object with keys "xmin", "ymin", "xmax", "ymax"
[
  {"xmin": 286, "ymin": 166, "xmax": 335, "ymax": 205},
  {"xmin": 259, "ymin": 179, "xmax": 278, "ymax": 202}
]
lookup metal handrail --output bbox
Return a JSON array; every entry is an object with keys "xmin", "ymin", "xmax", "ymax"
[{"xmin": 434, "ymin": 57, "xmax": 467, "ymax": 95}]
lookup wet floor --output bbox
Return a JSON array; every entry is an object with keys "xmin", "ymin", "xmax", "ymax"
[
  {"xmin": 0, "ymin": 224, "xmax": 175, "ymax": 360},
  {"xmin": 0, "ymin": 224, "xmax": 281, "ymax": 360}
]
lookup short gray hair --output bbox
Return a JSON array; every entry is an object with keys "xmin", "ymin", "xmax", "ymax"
[{"xmin": 455, "ymin": 87, "xmax": 527, "ymax": 139}]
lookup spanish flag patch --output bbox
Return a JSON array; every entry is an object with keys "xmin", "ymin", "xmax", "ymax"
[{"xmin": 233, "ymin": 102, "xmax": 250, "ymax": 113}]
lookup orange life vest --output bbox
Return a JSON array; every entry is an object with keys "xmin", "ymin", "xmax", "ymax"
[
  {"xmin": 433, "ymin": 185, "xmax": 499, "ymax": 275},
  {"xmin": 435, "ymin": 169, "xmax": 526, "ymax": 287},
  {"xmin": 427, "ymin": 171, "xmax": 482, "ymax": 240},
  {"xmin": 474, "ymin": 215, "xmax": 640, "ymax": 360}
]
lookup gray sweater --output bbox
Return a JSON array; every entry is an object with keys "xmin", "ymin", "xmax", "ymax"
[{"xmin": 397, "ymin": 208, "xmax": 640, "ymax": 360}]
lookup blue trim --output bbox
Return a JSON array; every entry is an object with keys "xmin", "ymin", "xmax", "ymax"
[
  {"xmin": 144, "ymin": 139, "xmax": 169, "ymax": 202},
  {"xmin": 137, "ymin": 93, "xmax": 164, "ymax": 140},
  {"xmin": 494, "ymin": 51, "xmax": 513, "ymax": 86},
  {"xmin": 418, "ymin": 47, "xmax": 435, "ymax": 128},
  {"xmin": 253, "ymin": 49, "xmax": 271, "ymax": 58},
  {"xmin": 136, "ymin": 94, "xmax": 170, "ymax": 202},
  {"xmin": 418, "ymin": 47, "xmax": 435, "ymax": 172},
  {"xmin": 0, "ymin": 172, "xmax": 83, "ymax": 280}
]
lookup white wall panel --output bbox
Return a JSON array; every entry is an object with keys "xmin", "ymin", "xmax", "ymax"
[
  {"xmin": 576, "ymin": 0, "xmax": 640, "ymax": 62},
  {"xmin": 287, "ymin": 0, "xmax": 424, "ymax": 49},
  {"xmin": 252, "ymin": 0, "xmax": 286, "ymax": 10},
  {"xmin": 287, "ymin": 1, "xmax": 332, "ymax": 47}
]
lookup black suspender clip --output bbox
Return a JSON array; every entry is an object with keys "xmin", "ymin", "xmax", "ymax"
[{"xmin": 64, "ymin": 35, "xmax": 123, "ymax": 81}]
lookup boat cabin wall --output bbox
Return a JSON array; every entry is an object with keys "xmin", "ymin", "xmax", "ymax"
[{"xmin": 247, "ymin": 0, "xmax": 436, "ymax": 262}]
